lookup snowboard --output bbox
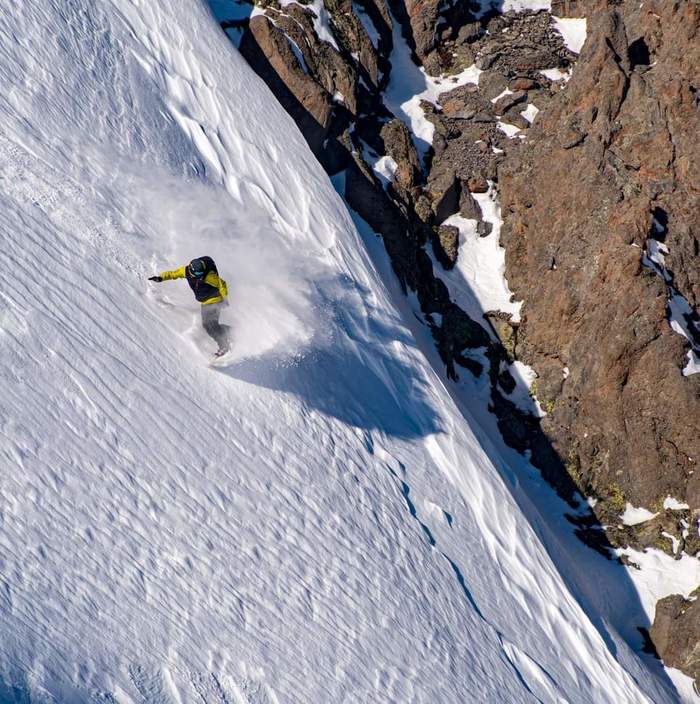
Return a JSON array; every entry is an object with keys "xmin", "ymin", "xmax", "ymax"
[{"xmin": 209, "ymin": 348, "xmax": 234, "ymax": 367}]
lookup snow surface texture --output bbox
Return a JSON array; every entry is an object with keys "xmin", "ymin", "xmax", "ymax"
[{"xmin": 0, "ymin": 2, "xmax": 692, "ymax": 704}]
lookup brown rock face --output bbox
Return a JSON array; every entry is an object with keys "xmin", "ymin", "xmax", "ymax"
[
  {"xmin": 499, "ymin": 2, "xmax": 700, "ymax": 513},
  {"xmin": 403, "ymin": 0, "xmax": 441, "ymax": 62},
  {"xmin": 240, "ymin": 15, "xmax": 333, "ymax": 157},
  {"xmin": 650, "ymin": 591, "xmax": 700, "ymax": 689},
  {"xmin": 239, "ymin": 0, "xmax": 391, "ymax": 169}
]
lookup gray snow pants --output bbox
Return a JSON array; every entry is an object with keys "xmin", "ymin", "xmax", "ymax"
[{"xmin": 201, "ymin": 302, "xmax": 230, "ymax": 351}]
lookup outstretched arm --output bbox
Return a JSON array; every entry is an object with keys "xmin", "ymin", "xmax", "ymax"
[
  {"xmin": 149, "ymin": 266, "xmax": 187, "ymax": 282},
  {"xmin": 160, "ymin": 266, "xmax": 187, "ymax": 280}
]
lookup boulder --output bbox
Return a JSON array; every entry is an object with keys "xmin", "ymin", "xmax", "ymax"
[
  {"xmin": 478, "ymin": 71, "xmax": 510, "ymax": 101},
  {"xmin": 511, "ymin": 78, "xmax": 540, "ymax": 91},
  {"xmin": 434, "ymin": 224, "xmax": 460, "ymax": 269},
  {"xmin": 477, "ymin": 220, "xmax": 493, "ymax": 237},
  {"xmin": 650, "ymin": 591, "xmax": 700, "ymax": 690},
  {"xmin": 429, "ymin": 170, "xmax": 461, "ymax": 224},
  {"xmin": 493, "ymin": 90, "xmax": 528, "ymax": 116},
  {"xmin": 380, "ymin": 118, "xmax": 422, "ymax": 191},
  {"xmin": 457, "ymin": 22, "xmax": 482, "ymax": 45},
  {"xmin": 440, "ymin": 85, "xmax": 492, "ymax": 121},
  {"xmin": 459, "ymin": 188, "xmax": 481, "ymax": 220},
  {"xmin": 467, "ymin": 175, "xmax": 489, "ymax": 193}
]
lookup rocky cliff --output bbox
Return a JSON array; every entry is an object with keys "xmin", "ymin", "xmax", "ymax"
[
  {"xmin": 498, "ymin": 0, "xmax": 700, "ymax": 685},
  {"xmin": 501, "ymin": 0, "xmax": 700, "ymax": 525},
  {"xmin": 212, "ymin": 0, "xmax": 700, "ymax": 687}
]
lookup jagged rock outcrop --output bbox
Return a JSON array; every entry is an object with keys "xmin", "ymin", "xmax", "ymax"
[
  {"xmin": 403, "ymin": 0, "xmax": 440, "ymax": 61},
  {"xmin": 240, "ymin": 14, "xmax": 334, "ymax": 156},
  {"xmin": 379, "ymin": 118, "xmax": 422, "ymax": 191},
  {"xmin": 650, "ymin": 589, "xmax": 700, "ymax": 689},
  {"xmin": 232, "ymin": 1, "xmax": 700, "ymax": 524},
  {"xmin": 493, "ymin": 0, "xmax": 700, "ymax": 686},
  {"xmin": 239, "ymin": 0, "xmax": 393, "ymax": 169},
  {"xmin": 499, "ymin": 1, "xmax": 700, "ymax": 521},
  {"xmin": 422, "ymin": 9, "xmax": 575, "ymax": 232},
  {"xmin": 434, "ymin": 224, "xmax": 459, "ymax": 269}
]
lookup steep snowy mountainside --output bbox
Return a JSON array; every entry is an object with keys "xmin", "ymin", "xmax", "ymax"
[{"xmin": 0, "ymin": 1, "xmax": 682, "ymax": 702}]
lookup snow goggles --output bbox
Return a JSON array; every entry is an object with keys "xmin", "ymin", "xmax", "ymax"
[{"xmin": 189, "ymin": 260, "xmax": 206, "ymax": 277}]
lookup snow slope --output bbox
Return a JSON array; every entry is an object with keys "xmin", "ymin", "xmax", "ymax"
[{"xmin": 0, "ymin": 1, "xmax": 684, "ymax": 702}]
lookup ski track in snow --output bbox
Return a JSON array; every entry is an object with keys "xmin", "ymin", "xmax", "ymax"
[{"xmin": 0, "ymin": 1, "xmax": 691, "ymax": 703}]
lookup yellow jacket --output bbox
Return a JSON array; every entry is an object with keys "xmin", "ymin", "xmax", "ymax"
[{"xmin": 159, "ymin": 266, "xmax": 228, "ymax": 305}]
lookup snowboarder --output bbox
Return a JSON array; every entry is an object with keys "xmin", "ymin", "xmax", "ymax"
[{"xmin": 149, "ymin": 256, "xmax": 231, "ymax": 357}]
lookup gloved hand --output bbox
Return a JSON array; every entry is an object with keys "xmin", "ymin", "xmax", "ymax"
[{"xmin": 148, "ymin": 276, "xmax": 163, "ymax": 282}]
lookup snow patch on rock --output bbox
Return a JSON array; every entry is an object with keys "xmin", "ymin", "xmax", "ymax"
[
  {"xmin": 360, "ymin": 141, "xmax": 398, "ymax": 189},
  {"xmin": 497, "ymin": 121, "xmax": 522, "ymax": 138},
  {"xmin": 520, "ymin": 103, "xmax": 540, "ymax": 123},
  {"xmin": 384, "ymin": 11, "xmax": 481, "ymax": 160},
  {"xmin": 506, "ymin": 361, "xmax": 547, "ymax": 417},
  {"xmin": 502, "ymin": 0, "xmax": 552, "ymax": 10},
  {"xmin": 642, "ymin": 238, "xmax": 700, "ymax": 376},
  {"xmin": 491, "ymin": 88, "xmax": 514, "ymax": 104},
  {"xmin": 540, "ymin": 67, "xmax": 572, "ymax": 83},
  {"xmin": 280, "ymin": 0, "xmax": 340, "ymax": 50},
  {"xmin": 352, "ymin": 0, "xmax": 380, "ymax": 49},
  {"xmin": 621, "ymin": 503, "xmax": 658, "ymax": 526},
  {"xmin": 552, "ymin": 17, "xmax": 587, "ymax": 54},
  {"xmin": 427, "ymin": 187, "xmax": 521, "ymax": 324},
  {"xmin": 664, "ymin": 496, "xmax": 691, "ymax": 511},
  {"xmin": 614, "ymin": 547, "xmax": 700, "ymax": 619}
]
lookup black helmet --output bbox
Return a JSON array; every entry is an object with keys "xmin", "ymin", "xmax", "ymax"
[{"xmin": 189, "ymin": 258, "xmax": 206, "ymax": 278}]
